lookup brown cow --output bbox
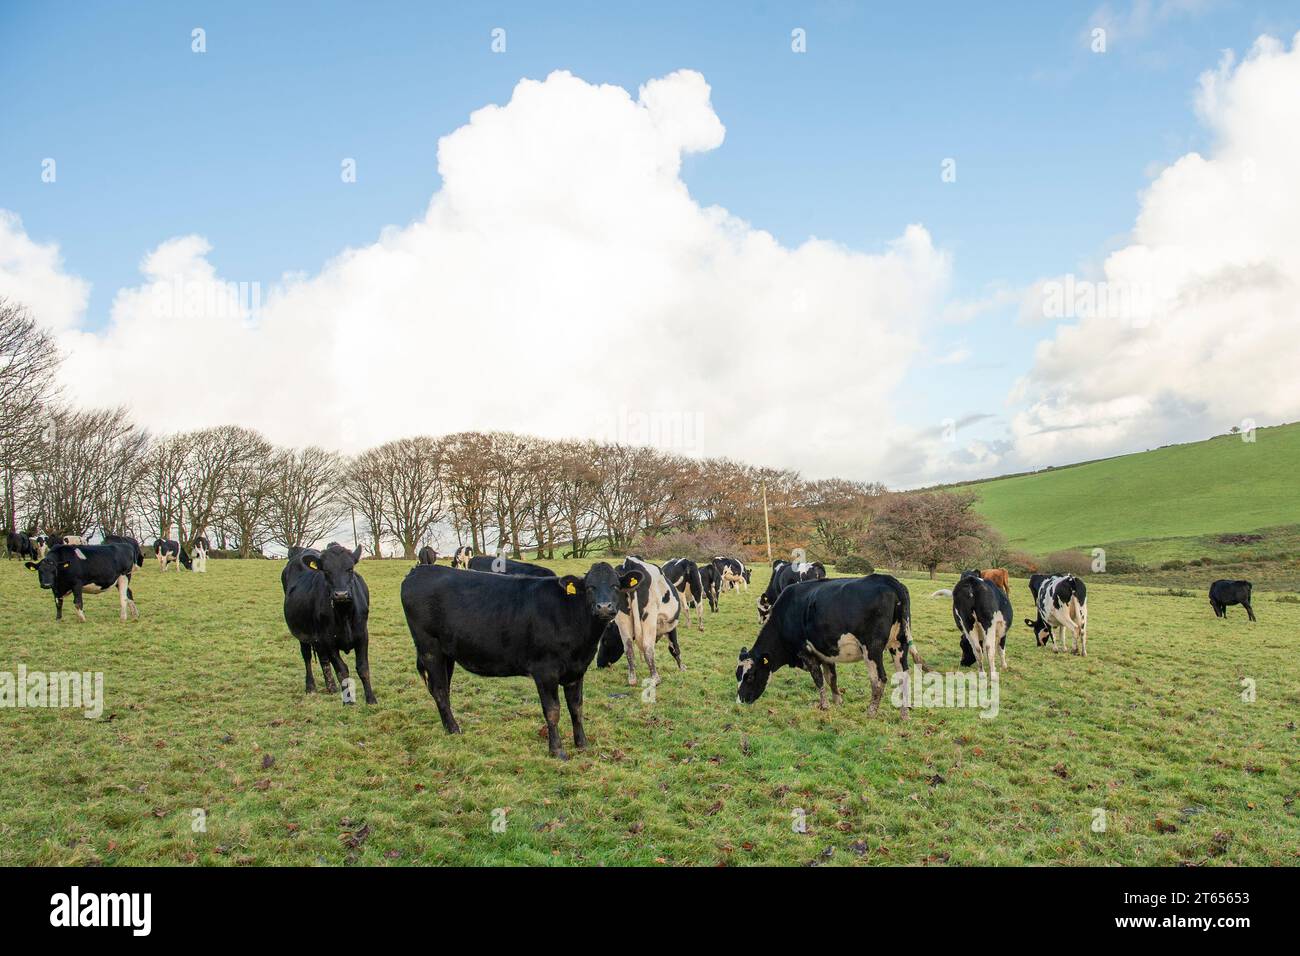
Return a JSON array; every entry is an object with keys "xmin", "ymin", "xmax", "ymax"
[{"xmin": 978, "ymin": 568, "xmax": 1010, "ymax": 596}]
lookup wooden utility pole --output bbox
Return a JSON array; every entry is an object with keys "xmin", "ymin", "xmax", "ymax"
[
  {"xmin": 350, "ymin": 505, "xmax": 359, "ymax": 552},
  {"xmin": 761, "ymin": 479, "xmax": 772, "ymax": 562}
]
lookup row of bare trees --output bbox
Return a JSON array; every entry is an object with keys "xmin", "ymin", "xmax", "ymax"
[{"xmin": 2, "ymin": 294, "xmax": 992, "ymax": 569}]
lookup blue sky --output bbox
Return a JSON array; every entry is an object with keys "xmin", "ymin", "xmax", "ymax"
[{"xmin": 2, "ymin": 1, "xmax": 1298, "ymax": 483}]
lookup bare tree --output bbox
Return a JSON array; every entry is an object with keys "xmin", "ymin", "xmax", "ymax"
[
  {"xmin": 0, "ymin": 298, "xmax": 61, "ymax": 533},
  {"xmin": 29, "ymin": 406, "xmax": 146, "ymax": 537},
  {"xmin": 374, "ymin": 436, "xmax": 444, "ymax": 559},
  {"xmin": 442, "ymin": 432, "xmax": 493, "ymax": 551},
  {"xmin": 178, "ymin": 425, "xmax": 267, "ymax": 546},
  {"xmin": 266, "ymin": 446, "xmax": 345, "ymax": 550},
  {"xmin": 217, "ymin": 432, "xmax": 275, "ymax": 556},
  {"xmin": 340, "ymin": 447, "xmax": 389, "ymax": 559}
]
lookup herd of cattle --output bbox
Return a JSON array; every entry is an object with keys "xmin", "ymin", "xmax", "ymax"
[{"xmin": 6, "ymin": 532, "xmax": 1262, "ymax": 758}]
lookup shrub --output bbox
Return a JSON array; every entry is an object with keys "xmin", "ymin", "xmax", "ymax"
[
  {"xmin": 627, "ymin": 528, "xmax": 742, "ymax": 563},
  {"xmin": 835, "ymin": 554, "xmax": 874, "ymax": 575},
  {"xmin": 1160, "ymin": 559, "xmax": 1187, "ymax": 571},
  {"xmin": 1275, "ymin": 594, "xmax": 1300, "ymax": 604},
  {"xmin": 1003, "ymin": 551, "xmax": 1039, "ymax": 575},
  {"xmin": 1044, "ymin": 550, "xmax": 1094, "ymax": 575}
]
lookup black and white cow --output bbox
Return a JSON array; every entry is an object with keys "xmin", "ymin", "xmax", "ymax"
[
  {"xmin": 934, "ymin": 571, "xmax": 1012, "ymax": 675},
  {"xmin": 281, "ymin": 543, "xmax": 376, "ymax": 704},
  {"xmin": 6, "ymin": 531, "xmax": 36, "ymax": 561},
  {"xmin": 596, "ymin": 556, "xmax": 684, "ymax": 686},
  {"xmin": 1209, "ymin": 579, "xmax": 1256, "ymax": 622},
  {"xmin": 25, "ymin": 543, "xmax": 140, "ymax": 622},
  {"xmin": 401, "ymin": 561, "xmax": 639, "ymax": 758},
  {"xmin": 757, "ymin": 559, "xmax": 827, "ymax": 623},
  {"xmin": 451, "ymin": 546, "xmax": 473, "ymax": 569},
  {"xmin": 713, "ymin": 556, "xmax": 750, "ymax": 593},
  {"xmin": 696, "ymin": 562, "xmax": 721, "ymax": 613},
  {"xmin": 662, "ymin": 558, "xmax": 707, "ymax": 632},
  {"xmin": 154, "ymin": 538, "xmax": 192, "ymax": 572},
  {"xmin": 468, "ymin": 554, "xmax": 557, "ymax": 577},
  {"xmin": 190, "ymin": 535, "xmax": 211, "ymax": 573},
  {"xmin": 1025, "ymin": 573, "xmax": 1088, "ymax": 655},
  {"xmin": 736, "ymin": 573, "xmax": 922, "ymax": 716},
  {"xmin": 417, "ymin": 546, "xmax": 439, "ymax": 565}
]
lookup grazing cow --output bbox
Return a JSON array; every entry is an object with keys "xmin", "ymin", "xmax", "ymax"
[
  {"xmin": 451, "ymin": 546, "xmax": 473, "ymax": 569},
  {"xmin": 281, "ymin": 543, "xmax": 375, "ymax": 704},
  {"xmin": 401, "ymin": 561, "xmax": 639, "ymax": 758},
  {"xmin": 696, "ymin": 562, "xmax": 721, "ymax": 613},
  {"xmin": 757, "ymin": 559, "xmax": 827, "ymax": 623},
  {"xmin": 935, "ymin": 571, "xmax": 1012, "ymax": 675},
  {"xmin": 25, "ymin": 544, "xmax": 140, "ymax": 622},
  {"xmin": 662, "ymin": 558, "xmax": 707, "ymax": 632},
  {"xmin": 1025, "ymin": 573, "xmax": 1088, "ymax": 655},
  {"xmin": 154, "ymin": 538, "xmax": 192, "ymax": 571},
  {"xmin": 713, "ymin": 556, "xmax": 750, "ymax": 592},
  {"xmin": 596, "ymin": 556, "xmax": 684, "ymax": 686},
  {"xmin": 417, "ymin": 546, "xmax": 439, "ymax": 565},
  {"xmin": 736, "ymin": 573, "xmax": 924, "ymax": 716},
  {"xmin": 468, "ymin": 554, "xmax": 557, "ymax": 577},
  {"xmin": 6, "ymin": 531, "xmax": 36, "ymax": 561},
  {"xmin": 1209, "ymin": 579, "xmax": 1256, "ymax": 622},
  {"xmin": 190, "ymin": 535, "xmax": 210, "ymax": 572}
]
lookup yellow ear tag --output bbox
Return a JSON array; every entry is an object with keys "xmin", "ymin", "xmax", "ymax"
[
  {"xmin": 565, "ymin": 582, "xmax": 577, "ymax": 595},
  {"xmin": 61, "ymin": 562, "xmax": 70, "ymax": 568},
  {"xmin": 628, "ymin": 576, "xmax": 638, "ymax": 586},
  {"xmin": 761, "ymin": 656, "xmax": 769, "ymax": 665}
]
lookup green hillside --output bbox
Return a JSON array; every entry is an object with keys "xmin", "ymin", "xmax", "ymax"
[{"xmin": 965, "ymin": 422, "xmax": 1300, "ymax": 564}]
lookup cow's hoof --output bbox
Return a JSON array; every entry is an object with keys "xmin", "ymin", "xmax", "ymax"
[
  {"xmin": 551, "ymin": 749, "xmax": 570, "ymax": 761},
  {"xmin": 832, "ymin": 694, "xmax": 844, "ymax": 705},
  {"xmin": 626, "ymin": 676, "xmax": 638, "ymax": 687}
]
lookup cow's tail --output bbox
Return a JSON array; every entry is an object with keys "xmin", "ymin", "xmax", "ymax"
[{"xmin": 884, "ymin": 576, "xmax": 935, "ymax": 673}]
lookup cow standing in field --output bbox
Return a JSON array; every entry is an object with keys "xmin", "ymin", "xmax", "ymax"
[
  {"xmin": 662, "ymin": 558, "xmax": 707, "ymax": 631},
  {"xmin": 736, "ymin": 573, "xmax": 923, "ymax": 716},
  {"xmin": 451, "ymin": 546, "xmax": 473, "ymax": 569},
  {"xmin": 1025, "ymin": 573, "xmax": 1088, "ymax": 655},
  {"xmin": 1209, "ymin": 579, "xmax": 1256, "ymax": 621},
  {"xmin": 281, "ymin": 543, "xmax": 376, "ymax": 704},
  {"xmin": 696, "ymin": 562, "xmax": 721, "ymax": 613},
  {"xmin": 154, "ymin": 539, "xmax": 192, "ymax": 571},
  {"xmin": 401, "ymin": 561, "xmax": 639, "ymax": 758},
  {"xmin": 934, "ymin": 571, "xmax": 1012, "ymax": 675},
  {"xmin": 468, "ymin": 554, "xmax": 556, "ymax": 577},
  {"xmin": 417, "ymin": 546, "xmax": 439, "ymax": 565},
  {"xmin": 713, "ymin": 556, "xmax": 750, "ymax": 592},
  {"xmin": 6, "ymin": 531, "xmax": 35, "ymax": 560},
  {"xmin": 25, "ymin": 543, "xmax": 140, "ymax": 622},
  {"xmin": 757, "ymin": 559, "xmax": 827, "ymax": 623},
  {"xmin": 596, "ymin": 556, "xmax": 684, "ymax": 686},
  {"xmin": 191, "ymin": 535, "xmax": 210, "ymax": 572},
  {"xmin": 971, "ymin": 567, "xmax": 1010, "ymax": 596}
]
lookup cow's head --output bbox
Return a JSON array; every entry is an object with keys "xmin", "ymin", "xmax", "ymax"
[
  {"xmin": 304, "ymin": 543, "xmax": 364, "ymax": 606},
  {"xmin": 1025, "ymin": 618, "xmax": 1052, "ymax": 646},
  {"xmin": 562, "ymin": 562, "xmax": 641, "ymax": 625},
  {"xmin": 742, "ymin": 568, "xmax": 752, "ymax": 584},
  {"xmin": 735, "ymin": 645, "xmax": 773, "ymax": 703},
  {"xmin": 179, "ymin": 546, "xmax": 193, "ymax": 570},
  {"xmin": 25, "ymin": 554, "xmax": 59, "ymax": 589}
]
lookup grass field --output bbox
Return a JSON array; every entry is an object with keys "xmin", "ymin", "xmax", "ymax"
[
  {"xmin": 2, "ymin": 556, "xmax": 1297, "ymax": 866},
  {"xmin": 962, "ymin": 422, "xmax": 1300, "ymax": 570}
]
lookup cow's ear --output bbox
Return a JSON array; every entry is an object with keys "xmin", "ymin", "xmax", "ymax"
[
  {"xmin": 557, "ymin": 575, "xmax": 583, "ymax": 596},
  {"xmin": 24, "ymin": 561, "xmax": 38, "ymax": 570},
  {"xmin": 351, "ymin": 545, "xmax": 363, "ymax": 564},
  {"xmin": 618, "ymin": 569, "xmax": 641, "ymax": 590},
  {"xmin": 303, "ymin": 555, "xmax": 320, "ymax": 571},
  {"xmin": 1023, "ymin": 619, "xmax": 1034, "ymax": 628}
]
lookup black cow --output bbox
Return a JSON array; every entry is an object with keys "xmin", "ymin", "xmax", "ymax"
[
  {"xmin": 696, "ymin": 562, "xmax": 721, "ymax": 613},
  {"xmin": 25, "ymin": 543, "xmax": 140, "ymax": 622},
  {"xmin": 662, "ymin": 558, "xmax": 707, "ymax": 631},
  {"xmin": 467, "ymin": 554, "xmax": 556, "ymax": 577},
  {"xmin": 417, "ymin": 546, "xmax": 439, "ymax": 565},
  {"xmin": 1025, "ymin": 573, "xmax": 1088, "ymax": 655},
  {"xmin": 401, "ymin": 561, "xmax": 639, "ymax": 758},
  {"xmin": 757, "ymin": 560, "xmax": 827, "ymax": 623},
  {"xmin": 282, "ymin": 543, "xmax": 376, "ymax": 704},
  {"xmin": 736, "ymin": 573, "xmax": 923, "ymax": 716},
  {"xmin": 713, "ymin": 555, "xmax": 750, "ymax": 592},
  {"xmin": 1209, "ymin": 579, "xmax": 1255, "ymax": 622},
  {"xmin": 103, "ymin": 534, "xmax": 145, "ymax": 569},
  {"xmin": 6, "ymin": 531, "xmax": 35, "ymax": 561},
  {"xmin": 451, "ymin": 546, "xmax": 473, "ymax": 569},
  {"xmin": 935, "ymin": 571, "xmax": 1012, "ymax": 674},
  {"xmin": 154, "ymin": 538, "xmax": 192, "ymax": 571}
]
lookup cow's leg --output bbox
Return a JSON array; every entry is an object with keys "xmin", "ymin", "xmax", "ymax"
[
  {"xmin": 418, "ymin": 649, "xmax": 459, "ymax": 733},
  {"xmin": 619, "ymin": 616, "xmax": 639, "ymax": 687},
  {"xmin": 325, "ymin": 647, "xmax": 353, "ymax": 704},
  {"xmin": 1244, "ymin": 600, "xmax": 1256, "ymax": 623},
  {"xmin": 809, "ymin": 660, "xmax": 828, "ymax": 709},
  {"xmin": 354, "ymin": 628, "xmax": 378, "ymax": 704},
  {"xmin": 72, "ymin": 584, "xmax": 86, "ymax": 623},
  {"xmin": 54, "ymin": 595, "xmax": 63, "ymax": 620},
  {"xmin": 998, "ymin": 624, "xmax": 1008, "ymax": 670},
  {"xmin": 866, "ymin": 646, "xmax": 886, "ymax": 716},
  {"xmin": 982, "ymin": 625, "xmax": 998, "ymax": 681},
  {"xmin": 125, "ymin": 578, "xmax": 138, "ymax": 619},
  {"xmin": 534, "ymin": 677, "xmax": 567, "ymax": 759},
  {"xmin": 890, "ymin": 648, "xmax": 910, "ymax": 720},
  {"xmin": 116, "ymin": 575, "xmax": 129, "ymax": 621},
  {"xmin": 300, "ymin": 642, "xmax": 318, "ymax": 693},
  {"xmin": 826, "ymin": 663, "xmax": 842, "ymax": 704},
  {"xmin": 666, "ymin": 627, "xmax": 684, "ymax": 671},
  {"xmin": 315, "ymin": 647, "xmax": 338, "ymax": 692},
  {"xmin": 563, "ymin": 678, "xmax": 587, "ymax": 750},
  {"xmin": 642, "ymin": 635, "xmax": 660, "ymax": 686}
]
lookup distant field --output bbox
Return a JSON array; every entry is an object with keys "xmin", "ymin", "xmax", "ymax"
[
  {"xmin": 2, "ymin": 557, "xmax": 1296, "ymax": 866},
  {"xmin": 962, "ymin": 422, "xmax": 1300, "ymax": 576}
]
